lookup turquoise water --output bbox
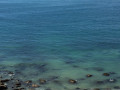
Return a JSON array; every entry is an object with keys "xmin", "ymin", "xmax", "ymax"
[{"xmin": 0, "ymin": 0, "xmax": 120, "ymax": 89}]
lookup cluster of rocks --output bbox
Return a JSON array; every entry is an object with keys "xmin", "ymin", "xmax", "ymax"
[
  {"xmin": 0, "ymin": 70, "xmax": 48, "ymax": 90},
  {"xmin": 0, "ymin": 69, "xmax": 119, "ymax": 90},
  {"xmin": 0, "ymin": 78, "xmax": 25, "ymax": 90},
  {"xmin": 0, "ymin": 78, "xmax": 48, "ymax": 90},
  {"xmin": 0, "ymin": 79, "xmax": 8, "ymax": 90},
  {"xmin": 68, "ymin": 72, "xmax": 119, "ymax": 89}
]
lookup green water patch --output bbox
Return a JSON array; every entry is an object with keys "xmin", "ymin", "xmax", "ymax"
[{"xmin": 0, "ymin": 48, "xmax": 120, "ymax": 89}]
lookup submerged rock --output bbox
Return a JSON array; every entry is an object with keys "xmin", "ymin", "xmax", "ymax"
[
  {"xmin": 0, "ymin": 85, "xmax": 8, "ymax": 90},
  {"xmin": 46, "ymin": 88, "xmax": 51, "ymax": 90},
  {"xmin": 75, "ymin": 87, "xmax": 81, "ymax": 90},
  {"xmin": 8, "ymin": 71, "xmax": 15, "ymax": 77},
  {"xmin": 92, "ymin": 67, "xmax": 104, "ymax": 71},
  {"xmin": 78, "ymin": 78, "xmax": 85, "ymax": 80},
  {"xmin": 65, "ymin": 61, "xmax": 75, "ymax": 64},
  {"xmin": 109, "ymin": 72, "xmax": 116, "ymax": 74},
  {"xmin": 0, "ymin": 81, "xmax": 8, "ymax": 90},
  {"xmin": 83, "ymin": 89, "xmax": 88, "ymax": 90},
  {"xmin": 103, "ymin": 73, "xmax": 110, "ymax": 76},
  {"xmin": 39, "ymin": 79, "xmax": 46, "ymax": 84},
  {"xmin": 68, "ymin": 79, "xmax": 77, "ymax": 84},
  {"xmin": 86, "ymin": 74, "xmax": 93, "ymax": 77},
  {"xmin": 15, "ymin": 82, "xmax": 21, "ymax": 87},
  {"xmin": 53, "ymin": 80, "xmax": 62, "ymax": 85},
  {"xmin": 114, "ymin": 86, "xmax": 120, "ymax": 89},
  {"xmin": 47, "ymin": 76, "xmax": 59, "ymax": 81},
  {"xmin": 25, "ymin": 80, "xmax": 32, "ymax": 84},
  {"xmin": 95, "ymin": 81, "xmax": 104, "ymax": 85},
  {"xmin": 93, "ymin": 88, "xmax": 100, "ymax": 90},
  {"xmin": 13, "ymin": 87, "xmax": 25, "ymax": 90},
  {"xmin": 0, "ymin": 76, "xmax": 2, "ymax": 78},
  {"xmin": 72, "ymin": 65, "xmax": 79, "ymax": 68},
  {"xmin": 32, "ymin": 84, "xmax": 40, "ymax": 88},
  {"xmin": 1, "ymin": 79, "xmax": 10, "ymax": 83}
]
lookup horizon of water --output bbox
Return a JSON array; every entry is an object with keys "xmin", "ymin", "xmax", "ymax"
[{"xmin": 0, "ymin": 0, "xmax": 120, "ymax": 89}]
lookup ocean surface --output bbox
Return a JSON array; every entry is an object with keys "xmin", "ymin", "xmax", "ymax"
[{"xmin": 0, "ymin": 0, "xmax": 120, "ymax": 89}]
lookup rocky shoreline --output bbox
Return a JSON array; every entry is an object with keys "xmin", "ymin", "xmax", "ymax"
[{"xmin": 0, "ymin": 69, "xmax": 120, "ymax": 90}]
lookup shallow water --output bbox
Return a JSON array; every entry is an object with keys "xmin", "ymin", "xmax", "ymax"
[{"xmin": 0, "ymin": 0, "xmax": 120, "ymax": 89}]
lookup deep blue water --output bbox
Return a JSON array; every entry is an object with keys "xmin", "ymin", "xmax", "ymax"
[
  {"xmin": 0, "ymin": 0, "xmax": 120, "ymax": 50},
  {"xmin": 0, "ymin": 0, "xmax": 120, "ymax": 89}
]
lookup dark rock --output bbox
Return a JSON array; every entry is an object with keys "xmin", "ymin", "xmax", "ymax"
[
  {"xmin": 39, "ymin": 64, "xmax": 47, "ymax": 68},
  {"xmin": 15, "ymin": 82, "xmax": 21, "ymax": 87},
  {"xmin": 96, "ymin": 81, "xmax": 104, "ymax": 84},
  {"xmin": 25, "ymin": 80, "xmax": 32, "ymax": 84},
  {"xmin": 14, "ymin": 88, "xmax": 24, "ymax": 90},
  {"xmin": 68, "ymin": 79, "xmax": 77, "ymax": 84},
  {"xmin": 0, "ymin": 85, "xmax": 8, "ymax": 90},
  {"xmin": 92, "ymin": 67, "xmax": 104, "ymax": 71},
  {"xmin": 32, "ymin": 84, "xmax": 40, "ymax": 88},
  {"xmin": 0, "ymin": 76, "xmax": 2, "ymax": 78},
  {"xmin": 8, "ymin": 71, "xmax": 15, "ymax": 76},
  {"xmin": 48, "ymin": 76, "xmax": 59, "ymax": 81},
  {"xmin": 78, "ymin": 78, "xmax": 85, "ymax": 80},
  {"xmin": 65, "ymin": 61, "xmax": 75, "ymax": 64},
  {"xmin": 86, "ymin": 74, "xmax": 93, "ymax": 77},
  {"xmin": 8, "ymin": 71, "xmax": 14, "ymax": 74},
  {"xmin": 72, "ymin": 65, "xmax": 79, "ymax": 68},
  {"xmin": 39, "ymin": 79, "xmax": 46, "ymax": 84},
  {"xmin": 114, "ymin": 86, "xmax": 120, "ymax": 89},
  {"xmin": 109, "ymin": 72, "xmax": 116, "ymax": 74},
  {"xmin": 46, "ymin": 88, "xmax": 51, "ymax": 90},
  {"xmin": 116, "ymin": 76, "xmax": 120, "ymax": 79},
  {"xmin": 0, "ymin": 81, "xmax": 8, "ymax": 90},
  {"xmin": 103, "ymin": 73, "xmax": 110, "ymax": 76},
  {"xmin": 53, "ymin": 80, "xmax": 62, "ymax": 85},
  {"xmin": 93, "ymin": 88, "xmax": 100, "ymax": 90},
  {"xmin": 1, "ymin": 79, "xmax": 10, "ymax": 83},
  {"xmin": 75, "ymin": 87, "xmax": 81, "ymax": 90}
]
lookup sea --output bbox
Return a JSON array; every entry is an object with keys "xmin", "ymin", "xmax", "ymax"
[{"xmin": 0, "ymin": 0, "xmax": 120, "ymax": 89}]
